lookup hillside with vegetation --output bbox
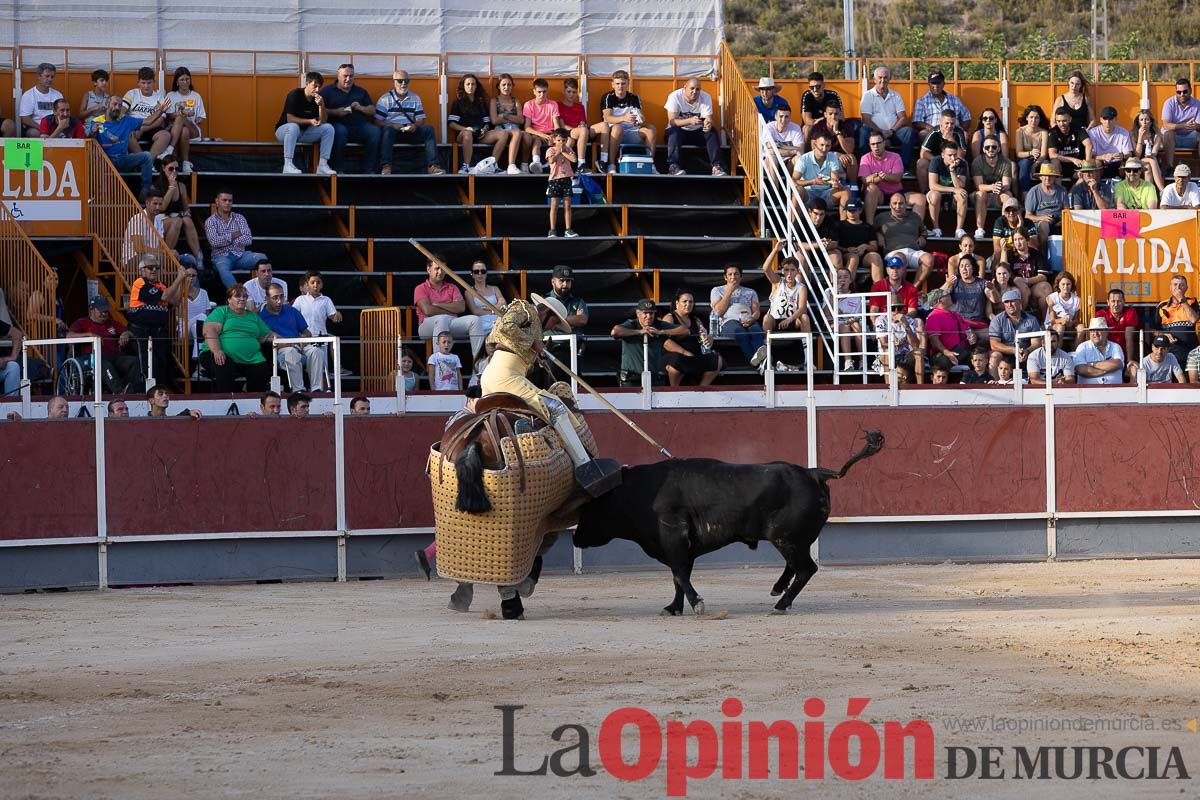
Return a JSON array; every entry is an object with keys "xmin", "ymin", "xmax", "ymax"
[{"xmin": 726, "ymin": 0, "xmax": 1198, "ymax": 82}]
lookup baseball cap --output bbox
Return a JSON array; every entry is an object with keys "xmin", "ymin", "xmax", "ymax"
[
  {"xmin": 1002, "ymin": 197, "xmax": 1021, "ymax": 211},
  {"xmin": 635, "ymin": 298, "xmax": 656, "ymax": 312},
  {"xmin": 1001, "ymin": 289, "xmax": 1021, "ymax": 303},
  {"xmin": 885, "ymin": 254, "xmax": 906, "ymax": 270},
  {"xmin": 926, "ymin": 287, "xmax": 950, "ymax": 304},
  {"xmin": 89, "ymin": 295, "xmax": 110, "ymax": 310},
  {"xmin": 1175, "ymin": 163, "xmax": 1192, "ymax": 178},
  {"xmin": 1153, "ymin": 334, "xmax": 1171, "ymax": 347},
  {"xmin": 845, "ymin": 198, "xmax": 863, "ymax": 211},
  {"xmin": 928, "ymin": 71, "xmax": 945, "ymax": 83},
  {"xmin": 552, "ymin": 265, "xmax": 574, "ymax": 280},
  {"xmin": 1123, "ymin": 157, "xmax": 1144, "ymax": 171},
  {"xmin": 1100, "ymin": 106, "xmax": 1118, "ymax": 119}
]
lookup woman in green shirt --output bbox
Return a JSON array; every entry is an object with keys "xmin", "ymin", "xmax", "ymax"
[{"xmin": 200, "ymin": 285, "xmax": 275, "ymax": 392}]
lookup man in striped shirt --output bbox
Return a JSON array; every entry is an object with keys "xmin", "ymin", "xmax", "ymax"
[{"xmin": 204, "ymin": 189, "xmax": 267, "ymax": 288}]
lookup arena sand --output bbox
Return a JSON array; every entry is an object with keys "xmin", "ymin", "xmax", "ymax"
[{"xmin": 1, "ymin": 559, "xmax": 1198, "ymax": 799}]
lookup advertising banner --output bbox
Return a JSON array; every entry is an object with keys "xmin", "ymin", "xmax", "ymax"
[{"xmin": 0, "ymin": 139, "xmax": 88, "ymax": 236}]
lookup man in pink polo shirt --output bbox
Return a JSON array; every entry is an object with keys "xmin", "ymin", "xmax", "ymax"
[
  {"xmin": 414, "ymin": 257, "xmax": 484, "ymax": 355},
  {"xmin": 859, "ymin": 130, "xmax": 927, "ymax": 224},
  {"xmin": 522, "ymin": 78, "xmax": 564, "ymax": 174}
]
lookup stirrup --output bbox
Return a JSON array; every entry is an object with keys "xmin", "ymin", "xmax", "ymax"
[{"xmin": 574, "ymin": 458, "xmax": 623, "ymax": 498}]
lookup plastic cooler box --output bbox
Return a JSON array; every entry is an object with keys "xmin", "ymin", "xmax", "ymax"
[
  {"xmin": 618, "ymin": 144, "xmax": 655, "ymax": 174},
  {"xmin": 544, "ymin": 177, "xmax": 584, "ymax": 205}
]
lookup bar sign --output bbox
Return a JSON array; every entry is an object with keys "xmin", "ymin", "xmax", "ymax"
[{"xmin": 4, "ymin": 139, "xmax": 44, "ymax": 171}]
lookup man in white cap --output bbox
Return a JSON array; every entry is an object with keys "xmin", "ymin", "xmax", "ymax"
[
  {"xmin": 1114, "ymin": 158, "xmax": 1160, "ymax": 210},
  {"xmin": 1160, "ymin": 163, "xmax": 1200, "ymax": 208},
  {"xmin": 1074, "ymin": 317, "xmax": 1125, "ymax": 384},
  {"xmin": 480, "ymin": 295, "xmax": 619, "ymax": 495},
  {"xmin": 754, "ymin": 76, "xmax": 790, "ymax": 125}
]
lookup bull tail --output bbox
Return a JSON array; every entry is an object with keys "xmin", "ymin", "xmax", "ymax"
[
  {"xmin": 454, "ymin": 441, "xmax": 493, "ymax": 513},
  {"xmin": 814, "ymin": 430, "xmax": 884, "ymax": 482}
]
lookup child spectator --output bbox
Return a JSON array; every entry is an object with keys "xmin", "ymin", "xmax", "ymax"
[
  {"xmin": 521, "ymin": 78, "xmax": 563, "ymax": 174},
  {"xmin": 399, "ymin": 347, "xmax": 419, "ymax": 393},
  {"xmin": 559, "ymin": 77, "xmax": 601, "ymax": 172},
  {"xmin": 80, "ymin": 69, "xmax": 110, "ymax": 121},
  {"xmin": 930, "ymin": 357, "xmax": 952, "ymax": 384},
  {"xmin": 991, "ymin": 359, "xmax": 1017, "ymax": 385},
  {"xmin": 427, "ymin": 331, "xmax": 462, "ymax": 391},
  {"xmin": 545, "ymin": 128, "xmax": 578, "ymax": 238},
  {"xmin": 491, "ymin": 74, "xmax": 527, "ymax": 174},
  {"xmin": 292, "ymin": 271, "xmax": 342, "ymax": 335},
  {"xmin": 123, "ymin": 67, "xmax": 173, "ymax": 160},
  {"xmin": 165, "ymin": 66, "xmax": 206, "ymax": 175},
  {"xmin": 961, "ymin": 348, "xmax": 991, "ymax": 384}
]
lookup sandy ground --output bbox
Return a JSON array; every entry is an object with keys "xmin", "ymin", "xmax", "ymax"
[{"xmin": 1, "ymin": 560, "xmax": 1198, "ymax": 800}]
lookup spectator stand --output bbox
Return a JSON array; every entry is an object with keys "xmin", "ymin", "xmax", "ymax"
[
  {"xmin": 84, "ymin": 139, "xmax": 191, "ymax": 389},
  {"xmin": 0, "ymin": 199, "xmax": 60, "ymax": 344},
  {"xmin": 757, "ymin": 116, "xmax": 841, "ymax": 376}
]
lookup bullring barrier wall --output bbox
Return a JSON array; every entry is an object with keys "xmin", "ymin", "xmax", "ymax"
[{"xmin": 2, "ymin": 387, "xmax": 1197, "ymax": 591}]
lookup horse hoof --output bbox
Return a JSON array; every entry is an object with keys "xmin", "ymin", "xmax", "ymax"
[
  {"xmin": 693, "ymin": 600, "xmax": 705, "ymax": 616},
  {"xmin": 661, "ymin": 608, "xmax": 681, "ymax": 617},
  {"xmin": 770, "ymin": 607, "xmax": 789, "ymax": 615},
  {"xmin": 769, "ymin": 588, "xmax": 783, "ymax": 597}
]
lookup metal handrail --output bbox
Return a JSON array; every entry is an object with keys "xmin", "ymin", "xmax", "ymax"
[
  {"xmin": 757, "ymin": 116, "xmax": 838, "ymax": 369},
  {"xmin": 0, "ymin": 201, "xmax": 60, "ymax": 373}
]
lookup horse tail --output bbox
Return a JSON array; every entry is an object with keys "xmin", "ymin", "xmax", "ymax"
[{"xmin": 454, "ymin": 440, "xmax": 493, "ymax": 513}]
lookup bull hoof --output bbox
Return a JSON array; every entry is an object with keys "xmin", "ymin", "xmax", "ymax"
[
  {"xmin": 661, "ymin": 607, "xmax": 682, "ymax": 616},
  {"xmin": 693, "ymin": 600, "xmax": 705, "ymax": 616},
  {"xmin": 501, "ymin": 596, "xmax": 525, "ymax": 620}
]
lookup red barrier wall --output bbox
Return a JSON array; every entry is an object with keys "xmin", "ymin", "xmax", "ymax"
[
  {"xmin": 0, "ymin": 422, "xmax": 96, "ymax": 540},
  {"xmin": 11, "ymin": 404, "xmax": 1200, "ymax": 541},
  {"xmin": 104, "ymin": 418, "xmax": 336, "ymax": 535},
  {"xmin": 345, "ymin": 415, "xmax": 444, "ymax": 530},
  {"xmin": 819, "ymin": 407, "xmax": 1047, "ymax": 516},
  {"xmin": 1056, "ymin": 405, "xmax": 1200, "ymax": 513}
]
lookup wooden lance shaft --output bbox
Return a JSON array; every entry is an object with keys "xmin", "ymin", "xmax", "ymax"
[{"xmin": 409, "ymin": 239, "xmax": 673, "ymax": 459}]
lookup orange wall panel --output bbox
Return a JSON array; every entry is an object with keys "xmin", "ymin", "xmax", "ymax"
[{"xmin": 1093, "ymin": 83, "xmax": 1143, "ymax": 127}]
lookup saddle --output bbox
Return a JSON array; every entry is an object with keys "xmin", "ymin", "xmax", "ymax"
[{"xmin": 440, "ymin": 393, "xmax": 547, "ymax": 471}]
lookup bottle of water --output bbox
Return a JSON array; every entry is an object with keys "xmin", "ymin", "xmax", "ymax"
[
  {"xmin": 709, "ymin": 311, "xmax": 721, "ymax": 341},
  {"xmin": 700, "ymin": 319, "xmax": 713, "ymax": 354}
]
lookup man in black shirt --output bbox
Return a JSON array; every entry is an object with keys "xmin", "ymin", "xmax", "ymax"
[
  {"xmin": 917, "ymin": 110, "xmax": 967, "ymax": 192},
  {"xmin": 834, "ymin": 199, "xmax": 882, "ymax": 278},
  {"xmin": 1047, "ymin": 108, "xmax": 1092, "ymax": 182},
  {"xmin": 274, "ymin": 71, "xmax": 335, "ymax": 176},
  {"xmin": 800, "ymin": 71, "xmax": 842, "ymax": 139}
]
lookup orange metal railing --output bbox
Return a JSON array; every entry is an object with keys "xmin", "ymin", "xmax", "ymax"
[
  {"xmin": 0, "ymin": 201, "xmax": 60, "ymax": 370},
  {"xmin": 359, "ymin": 307, "xmax": 405, "ymax": 392},
  {"xmin": 719, "ymin": 41, "xmax": 760, "ymax": 199},
  {"xmin": 85, "ymin": 139, "xmax": 189, "ymax": 389}
]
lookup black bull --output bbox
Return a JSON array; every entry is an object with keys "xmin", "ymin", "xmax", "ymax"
[{"xmin": 572, "ymin": 431, "xmax": 884, "ymax": 614}]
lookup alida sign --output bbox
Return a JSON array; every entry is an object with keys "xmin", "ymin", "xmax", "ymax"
[
  {"xmin": 0, "ymin": 139, "xmax": 88, "ymax": 235},
  {"xmin": 1064, "ymin": 209, "xmax": 1198, "ymax": 303}
]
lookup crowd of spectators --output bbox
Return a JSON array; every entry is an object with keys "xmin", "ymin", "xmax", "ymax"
[{"xmin": 9, "ymin": 62, "xmax": 1200, "ymax": 401}]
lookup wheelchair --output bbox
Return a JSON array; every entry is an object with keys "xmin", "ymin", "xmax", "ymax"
[{"xmin": 55, "ymin": 353, "xmax": 96, "ymax": 397}]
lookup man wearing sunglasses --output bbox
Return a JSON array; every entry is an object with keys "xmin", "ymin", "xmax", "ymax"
[
  {"xmin": 320, "ymin": 63, "xmax": 381, "ymax": 175},
  {"xmin": 1162, "ymin": 77, "xmax": 1200, "ymax": 169},
  {"xmin": 970, "ymin": 135, "xmax": 1013, "ymax": 239},
  {"xmin": 375, "ymin": 70, "xmax": 444, "ymax": 175}
]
